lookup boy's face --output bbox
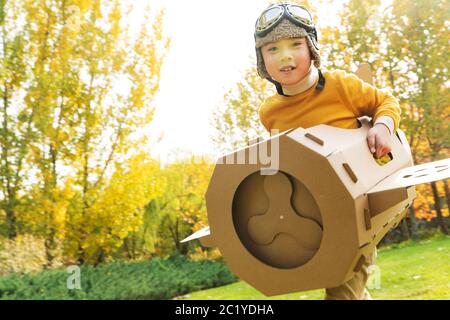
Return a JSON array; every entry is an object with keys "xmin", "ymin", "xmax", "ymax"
[{"xmin": 261, "ymin": 37, "xmax": 312, "ymax": 86}]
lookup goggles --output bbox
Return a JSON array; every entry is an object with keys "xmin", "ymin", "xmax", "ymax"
[{"xmin": 255, "ymin": 4, "xmax": 317, "ymax": 39}]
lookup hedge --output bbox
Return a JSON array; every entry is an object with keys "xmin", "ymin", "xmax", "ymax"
[{"xmin": 0, "ymin": 255, "xmax": 238, "ymax": 300}]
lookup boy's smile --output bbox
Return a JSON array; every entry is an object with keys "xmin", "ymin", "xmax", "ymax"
[{"xmin": 261, "ymin": 37, "xmax": 312, "ymax": 86}]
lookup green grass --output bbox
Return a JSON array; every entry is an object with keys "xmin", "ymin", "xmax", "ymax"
[{"xmin": 179, "ymin": 235, "xmax": 450, "ymax": 300}]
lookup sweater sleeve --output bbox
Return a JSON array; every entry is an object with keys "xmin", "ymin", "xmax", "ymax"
[{"xmin": 342, "ymin": 72, "xmax": 401, "ymax": 132}]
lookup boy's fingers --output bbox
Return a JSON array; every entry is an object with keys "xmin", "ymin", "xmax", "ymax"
[
  {"xmin": 376, "ymin": 142, "xmax": 390, "ymax": 158},
  {"xmin": 376, "ymin": 146, "xmax": 384, "ymax": 159},
  {"xmin": 367, "ymin": 133, "xmax": 376, "ymax": 153},
  {"xmin": 374, "ymin": 136, "xmax": 384, "ymax": 159}
]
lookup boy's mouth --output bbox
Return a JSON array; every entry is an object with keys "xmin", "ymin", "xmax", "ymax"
[{"xmin": 280, "ymin": 65, "xmax": 296, "ymax": 72}]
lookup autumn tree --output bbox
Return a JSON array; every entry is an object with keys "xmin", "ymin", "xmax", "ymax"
[
  {"xmin": 155, "ymin": 156, "xmax": 213, "ymax": 256},
  {"xmin": 383, "ymin": 0, "xmax": 449, "ymax": 234},
  {"xmin": 0, "ymin": 0, "xmax": 28, "ymax": 239},
  {"xmin": 211, "ymin": 67, "xmax": 272, "ymax": 155},
  {"xmin": 1, "ymin": 0, "xmax": 170, "ymax": 265}
]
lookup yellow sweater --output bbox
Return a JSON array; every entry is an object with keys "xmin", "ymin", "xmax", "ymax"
[{"xmin": 259, "ymin": 70, "xmax": 401, "ymax": 133}]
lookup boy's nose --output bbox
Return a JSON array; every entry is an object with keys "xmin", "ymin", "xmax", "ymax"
[{"xmin": 281, "ymin": 51, "xmax": 293, "ymax": 63}]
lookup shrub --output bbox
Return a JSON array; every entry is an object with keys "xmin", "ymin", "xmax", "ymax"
[{"xmin": 0, "ymin": 255, "xmax": 237, "ymax": 300}]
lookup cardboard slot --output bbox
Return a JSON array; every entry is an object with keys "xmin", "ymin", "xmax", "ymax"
[
  {"xmin": 343, "ymin": 163, "xmax": 358, "ymax": 183},
  {"xmin": 353, "ymin": 255, "xmax": 366, "ymax": 272},
  {"xmin": 304, "ymin": 133, "xmax": 324, "ymax": 146},
  {"xmin": 364, "ymin": 208, "xmax": 372, "ymax": 230}
]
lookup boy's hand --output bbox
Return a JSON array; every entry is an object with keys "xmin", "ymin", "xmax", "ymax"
[{"xmin": 367, "ymin": 124, "xmax": 392, "ymax": 159}]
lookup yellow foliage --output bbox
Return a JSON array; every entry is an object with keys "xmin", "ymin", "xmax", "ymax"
[
  {"xmin": 0, "ymin": 234, "xmax": 63, "ymax": 276},
  {"xmin": 189, "ymin": 246, "xmax": 222, "ymax": 262},
  {"xmin": 72, "ymin": 152, "xmax": 166, "ymax": 263},
  {"xmin": 413, "ymin": 181, "xmax": 449, "ymax": 221}
]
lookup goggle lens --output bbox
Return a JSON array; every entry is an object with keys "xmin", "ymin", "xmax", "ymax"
[
  {"xmin": 256, "ymin": 7, "xmax": 283, "ymax": 31},
  {"xmin": 287, "ymin": 5, "xmax": 313, "ymax": 26}
]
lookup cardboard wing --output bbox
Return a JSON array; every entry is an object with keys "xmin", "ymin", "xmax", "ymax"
[{"xmin": 367, "ymin": 159, "xmax": 449, "ymax": 217}]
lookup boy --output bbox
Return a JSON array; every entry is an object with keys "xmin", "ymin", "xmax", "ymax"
[{"xmin": 254, "ymin": 3, "xmax": 401, "ymax": 300}]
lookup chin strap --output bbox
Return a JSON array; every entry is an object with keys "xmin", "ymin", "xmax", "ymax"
[
  {"xmin": 269, "ymin": 68, "xmax": 326, "ymax": 96},
  {"xmin": 316, "ymin": 68, "xmax": 325, "ymax": 91},
  {"xmin": 268, "ymin": 78, "xmax": 285, "ymax": 96}
]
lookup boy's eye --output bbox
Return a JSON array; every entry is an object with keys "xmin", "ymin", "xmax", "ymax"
[
  {"xmin": 293, "ymin": 41, "xmax": 304, "ymax": 46},
  {"xmin": 268, "ymin": 46, "xmax": 278, "ymax": 52}
]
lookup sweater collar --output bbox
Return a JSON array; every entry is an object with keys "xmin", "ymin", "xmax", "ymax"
[{"xmin": 281, "ymin": 62, "xmax": 319, "ymax": 96}]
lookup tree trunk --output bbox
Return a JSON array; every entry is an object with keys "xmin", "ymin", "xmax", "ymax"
[
  {"xmin": 400, "ymin": 218, "xmax": 410, "ymax": 240},
  {"xmin": 44, "ymin": 235, "xmax": 55, "ymax": 269},
  {"xmin": 430, "ymin": 182, "xmax": 448, "ymax": 235},
  {"xmin": 443, "ymin": 179, "xmax": 450, "ymax": 212},
  {"xmin": 408, "ymin": 206, "xmax": 418, "ymax": 240},
  {"xmin": 5, "ymin": 206, "xmax": 17, "ymax": 239},
  {"xmin": 77, "ymin": 242, "xmax": 85, "ymax": 265},
  {"xmin": 2, "ymin": 78, "xmax": 16, "ymax": 239},
  {"xmin": 95, "ymin": 248, "xmax": 105, "ymax": 266}
]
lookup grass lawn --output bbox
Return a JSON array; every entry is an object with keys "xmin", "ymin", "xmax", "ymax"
[{"xmin": 179, "ymin": 235, "xmax": 450, "ymax": 300}]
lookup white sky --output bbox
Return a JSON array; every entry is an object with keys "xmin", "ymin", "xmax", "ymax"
[{"xmin": 131, "ymin": 0, "xmax": 344, "ymax": 164}]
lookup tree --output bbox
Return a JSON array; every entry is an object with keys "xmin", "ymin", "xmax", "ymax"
[
  {"xmin": 211, "ymin": 67, "xmax": 272, "ymax": 155},
  {"xmin": 0, "ymin": 0, "xmax": 28, "ymax": 239},
  {"xmin": 384, "ymin": 0, "xmax": 449, "ymax": 234},
  {"xmin": 321, "ymin": 0, "xmax": 382, "ymax": 73},
  {"xmin": 155, "ymin": 156, "xmax": 213, "ymax": 257},
  {"xmin": 1, "ymin": 0, "xmax": 170, "ymax": 265}
]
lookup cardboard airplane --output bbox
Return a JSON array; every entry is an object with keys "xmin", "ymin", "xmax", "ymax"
[{"xmin": 181, "ymin": 64, "xmax": 450, "ymax": 296}]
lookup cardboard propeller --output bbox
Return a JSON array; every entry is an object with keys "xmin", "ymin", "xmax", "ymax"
[{"xmin": 181, "ymin": 64, "xmax": 450, "ymax": 296}]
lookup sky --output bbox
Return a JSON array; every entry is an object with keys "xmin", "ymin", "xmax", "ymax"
[{"xmin": 129, "ymin": 0, "xmax": 344, "ymax": 164}]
